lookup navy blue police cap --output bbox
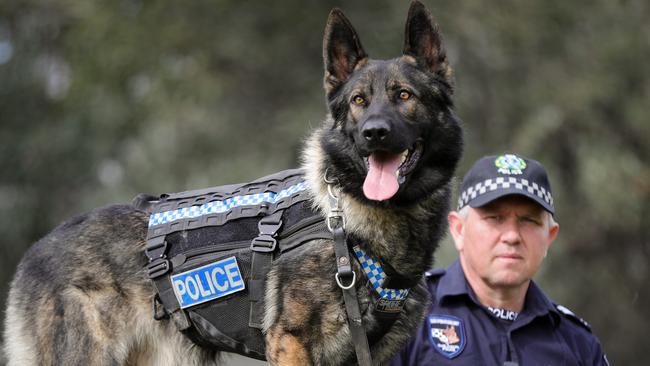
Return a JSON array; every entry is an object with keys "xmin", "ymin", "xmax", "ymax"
[{"xmin": 457, "ymin": 153, "xmax": 554, "ymax": 214}]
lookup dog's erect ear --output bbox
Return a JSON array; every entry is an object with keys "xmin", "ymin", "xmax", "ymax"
[
  {"xmin": 403, "ymin": 1, "xmax": 453, "ymax": 84},
  {"xmin": 323, "ymin": 9, "xmax": 368, "ymax": 97}
]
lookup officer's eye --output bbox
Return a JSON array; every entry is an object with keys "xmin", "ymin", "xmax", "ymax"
[
  {"xmin": 520, "ymin": 216, "xmax": 542, "ymax": 226},
  {"xmin": 484, "ymin": 215, "xmax": 501, "ymax": 223},
  {"xmin": 398, "ymin": 90, "xmax": 412, "ymax": 100},
  {"xmin": 352, "ymin": 95, "xmax": 366, "ymax": 106}
]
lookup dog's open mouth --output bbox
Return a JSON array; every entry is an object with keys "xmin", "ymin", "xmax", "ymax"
[{"xmin": 362, "ymin": 141, "xmax": 423, "ymax": 201}]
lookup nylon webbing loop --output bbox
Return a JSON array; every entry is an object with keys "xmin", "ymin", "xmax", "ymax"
[{"xmin": 249, "ymin": 211, "xmax": 284, "ymax": 328}]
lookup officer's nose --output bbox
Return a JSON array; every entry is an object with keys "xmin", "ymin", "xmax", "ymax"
[{"xmin": 501, "ymin": 220, "xmax": 522, "ymax": 245}]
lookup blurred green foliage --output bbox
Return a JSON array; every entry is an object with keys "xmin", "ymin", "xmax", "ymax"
[{"xmin": 0, "ymin": 0, "xmax": 648, "ymax": 364}]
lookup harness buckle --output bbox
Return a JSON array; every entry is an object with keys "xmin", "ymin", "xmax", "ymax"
[
  {"xmin": 250, "ymin": 235, "xmax": 277, "ymax": 252},
  {"xmin": 258, "ymin": 220, "xmax": 283, "ymax": 237},
  {"xmin": 145, "ymin": 237, "xmax": 170, "ymax": 279},
  {"xmin": 251, "ymin": 215, "xmax": 283, "ymax": 252},
  {"xmin": 147, "ymin": 259, "xmax": 170, "ymax": 279},
  {"xmin": 145, "ymin": 237, "xmax": 168, "ymax": 261}
]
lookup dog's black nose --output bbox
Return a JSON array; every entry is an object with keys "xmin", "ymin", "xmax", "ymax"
[{"xmin": 362, "ymin": 119, "xmax": 391, "ymax": 142}]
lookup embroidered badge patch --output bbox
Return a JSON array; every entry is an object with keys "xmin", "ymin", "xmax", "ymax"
[
  {"xmin": 428, "ymin": 315, "xmax": 466, "ymax": 359},
  {"xmin": 494, "ymin": 154, "xmax": 527, "ymax": 175}
]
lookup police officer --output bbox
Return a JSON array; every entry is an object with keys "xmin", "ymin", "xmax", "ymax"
[{"xmin": 390, "ymin": 153, "xmax": 609, "ymax": 365}]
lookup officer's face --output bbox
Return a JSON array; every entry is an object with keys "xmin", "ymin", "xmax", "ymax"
[{"xmin": 448, "ymin": 195, "xmax": 559, "ymax": 291}]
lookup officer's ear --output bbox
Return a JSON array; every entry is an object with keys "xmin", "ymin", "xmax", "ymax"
[
  {"xmin": 548, "ymin": 219, "xmax": 559, "ymax": 243},
  {"xmin": 447, "ymin": 210, "xmax": 465, "ymax": 252},
  {"xmin": 544, "ymin": 216, "xmax": 559, "ymax": 257}
]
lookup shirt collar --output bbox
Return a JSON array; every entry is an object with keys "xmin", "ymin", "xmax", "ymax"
[
  {"xmin": 435, "ymin": 259, "xmax": 476, "ymax": 304},
  {"xmin": 519, "ymin": 280, "xmax": 561, "ymax": 326}
]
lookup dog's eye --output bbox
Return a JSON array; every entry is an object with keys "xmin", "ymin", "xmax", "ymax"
[
  {"xmin": 352, "ymin": 95, "xmax": 366, "ymax": 106},
  {"xmin": 399, "ymin": 90, "xmax": 411, "ymax": 100}
]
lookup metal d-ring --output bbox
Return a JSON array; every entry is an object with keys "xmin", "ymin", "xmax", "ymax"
[
  {"xmin": 335, "ymin": 271, "xmax": 356, "ymax": 290},
  {"xmin": 324, "ymin": 168, "xmax": 337, "ymax": 185}
]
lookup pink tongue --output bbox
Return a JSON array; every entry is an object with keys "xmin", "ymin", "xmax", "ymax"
[{"xmin": 363, "ymin": 153, "xmax": 402, "ymax": 201}]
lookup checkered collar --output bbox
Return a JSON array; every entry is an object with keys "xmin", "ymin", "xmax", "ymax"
[{"xmin": 352, "ymin": 246, "xmax": 410, "ymax": 301}]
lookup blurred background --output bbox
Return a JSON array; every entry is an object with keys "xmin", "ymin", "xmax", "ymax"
[{"xmin": 0, "ymin": 0, "xmax": 648, "ymax": 364}]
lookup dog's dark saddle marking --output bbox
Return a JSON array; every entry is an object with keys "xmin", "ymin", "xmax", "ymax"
[
  {"xmin": 135, "ymin": 169, "xmax": 414, "ymax": 361},
  {"xmin": 137, "ymin": 169, "xmax": 331, "ymax": 359}
]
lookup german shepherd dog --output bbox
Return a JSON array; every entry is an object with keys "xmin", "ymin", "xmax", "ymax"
[{"xmin": 3, "ymin": 2, "xmax": 462, "ymax": 365}]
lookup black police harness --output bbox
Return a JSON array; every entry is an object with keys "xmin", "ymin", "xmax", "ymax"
[{"xmin": 136, "ymin": 169, "xmax": 412, "ymax": 365}]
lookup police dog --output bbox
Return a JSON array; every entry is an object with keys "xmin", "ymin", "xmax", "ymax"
[{"xmin": 3, "ymin": 2, "xmax": 462, "ymax": 365}]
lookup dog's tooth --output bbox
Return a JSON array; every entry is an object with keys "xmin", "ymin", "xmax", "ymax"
[{"xmin": 400, "ymin": 150, "xmax": 408, "ymax": 164}]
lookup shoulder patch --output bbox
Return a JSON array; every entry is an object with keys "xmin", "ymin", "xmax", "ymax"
[
  {"xmin": 428, "ymin": 315, "xmax": 466, "ymax": 359},
  {"xmin": 556, "ymin": 304, "xmax": 592, "ymax": 332},
  {"xmin": 426, "ymin": 268, "xmax": 446, "ymax": 278}
]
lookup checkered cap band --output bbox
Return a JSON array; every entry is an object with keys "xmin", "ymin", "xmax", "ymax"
[
  {"xmin": 148, "ymin": 181, "xmax": 308, "ymax": 227},
  {"xmin": 457, "ymin": 177, "xmax": 554, "ymax": 211},
  {"xmin": 353, "ymin": 246, "xmax": 410, "ymax": 301}
]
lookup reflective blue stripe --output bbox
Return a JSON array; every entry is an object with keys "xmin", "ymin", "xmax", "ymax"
[
  {"xmin": 353, "ymin": 246, "xmax": 409, "ymax": 300},
  {"xmin": 148, "ymin": 181, "xmax": 307, "ymax": 227}
]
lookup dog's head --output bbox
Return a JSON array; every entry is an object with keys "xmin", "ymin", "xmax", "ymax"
[{"xmin": 319, "ymin": 1, "xmax": 463, "ymax": 206}]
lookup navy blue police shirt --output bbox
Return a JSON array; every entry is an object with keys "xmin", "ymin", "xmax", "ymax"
[{"xmin": 390, "ymin": 260, "xmax": 609, "ymax": 366}]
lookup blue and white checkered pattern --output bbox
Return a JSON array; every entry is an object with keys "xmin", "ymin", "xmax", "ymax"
[
  {"xmin": 457, "ymin": 176, "xmax": 554, "ymax": 210},
  {"xmin": 148, "ymin": 181, "xmax": 307, "ymax": 227},
  {"xmin": 353, "ymin": 246, "xmax": 410, "ymax": 301}
]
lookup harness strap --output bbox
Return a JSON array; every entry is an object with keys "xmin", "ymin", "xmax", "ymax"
[
  {"xmin": 145, "ymin": 237, "xmax": 192, "ymax": 330},
  {"xmin": 325, "ymin": 176, "xmax": 372, "ymax": 366},
  {"xmin": 333, "ymin": 226, "xmax": 372, "ymax": 366},
  {"xmin": 134, "ymin": 193, "xmax": 192, "ymax": 330},
  {"xmin": 249, "ymin": 211, "xmax": 284, "ymax": 328}
]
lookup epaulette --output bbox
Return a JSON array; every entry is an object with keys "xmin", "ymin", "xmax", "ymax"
[
  {"xmin": 425, "ymin": 268, "xmax": 446, "ymax": 279},
  {"xmin": 555, "ymin": 304, "xmax": 592, "ymax": 332}
]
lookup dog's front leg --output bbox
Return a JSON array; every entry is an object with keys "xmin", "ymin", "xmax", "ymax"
[
  {"xmin": 263, "ymin": 242, "xmax": 343, "ymax": 365},
  {"xmin": 263, "ymin": 272, "xmax": 315, "ymax": 366},
  {"xmin": 265, "ymin": 324, "xmax": 312, "ymax": 366}
]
